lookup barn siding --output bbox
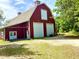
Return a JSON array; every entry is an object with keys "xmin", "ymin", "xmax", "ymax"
[
  {"xmin": 5, "ymin": 22, "xmax": 28, "ymax": 40},
  {"xmin": 5, "ymin": 3, "xmax": 55, "ymax": 40},
  {"xmin": 30, "ymin": 4, "xmax": 55, "ymax": 38}
]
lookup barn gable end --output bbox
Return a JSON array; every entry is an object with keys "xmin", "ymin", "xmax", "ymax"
[{"xmin": 30, "ymin": 4, "xmax": 55, "ymax": 38}]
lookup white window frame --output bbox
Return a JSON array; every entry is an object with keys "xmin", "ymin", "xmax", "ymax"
[
  {"xmin": 9, "ymin": 31, "xmax": 17, "ymax": 40},
  {"xmin": 41, "ymin": 9, "xmax": 48, "ymax": 20}
]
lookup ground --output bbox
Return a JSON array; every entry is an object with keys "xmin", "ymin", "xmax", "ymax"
[{"xmin": 0, "ymin": 37, "xmax": 79, "ymax": 59}]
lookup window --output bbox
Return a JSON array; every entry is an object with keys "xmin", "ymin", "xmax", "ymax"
[
  {"xmin": 41, "ymin": 9, "xmax": 48, "ymax": 20},
  {"xmin": 9, "ymin": 31, "xmax": 17, "ymax": 40},
  {"xmin": 9, "ymin": 31, "xmax": 17, "ymax": 36}
]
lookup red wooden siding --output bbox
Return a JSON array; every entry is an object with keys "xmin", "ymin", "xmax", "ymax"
[
  {"xmin": 5, "ymin": 22, "xmax": 28, "ymax": 40},
  {"xmin": 30, "ymin": 4, "xmax": 55, "ymax": 38},
  {"xmin": 5, "ymin": 3, "xmax": 55, "ymax": 40}
]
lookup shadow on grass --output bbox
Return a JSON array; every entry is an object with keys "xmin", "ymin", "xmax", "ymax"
[{"xmin": 0, "ymin": 44, "xmax": 35, "ymax": 56}]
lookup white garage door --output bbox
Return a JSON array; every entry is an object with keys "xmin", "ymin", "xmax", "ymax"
[
  {"xmin": 33, "ymin": 22, "xmax": 44, "ymax": 38},
  {"xmin": 46, "ymin": 23, "xmax": 54, "ymax": 36}
]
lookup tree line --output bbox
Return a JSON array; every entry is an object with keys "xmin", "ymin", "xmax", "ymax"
[{"xmin": 54, "ymin": 0, "xmax": 79, "ymax": 33}]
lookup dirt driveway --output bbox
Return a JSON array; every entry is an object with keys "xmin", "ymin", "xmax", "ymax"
[
  {"xmin": 30, "ymin": 40, "xmax": 79, "ymax": 46},
  {"xmin": 10, "ymin": 38, "xmax": 79, "ymax": 46}
]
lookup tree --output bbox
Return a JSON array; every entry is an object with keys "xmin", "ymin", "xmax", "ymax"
[
  {"xmin": 54, "ymin": 0, "xmax": 79, "ymax": 32},
  {"xmin": 0, "ymin": 9, "xmax": 5, "ymax": 27}
]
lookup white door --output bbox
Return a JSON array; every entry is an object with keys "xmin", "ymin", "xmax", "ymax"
[
  {"xmin": 33, "ymin": 22, "xmax": 44, "ymax": 38},
  {"xmin": 46, "ymin": 23, "xmax": 54, "ymax": 36},
  {"xmin": 9, "ymin": 31, "xmax": 17, "ymax": 40},
  {"xmin": 27, "ymin": 31, "xmax": 30, "ymax": 39}
]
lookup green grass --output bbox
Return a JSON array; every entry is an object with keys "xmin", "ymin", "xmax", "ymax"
[
  {"xmin": 30, "ymin": 43, "xmax": 79, "ymax": 59},
  {"xmin": 59, "ymin": 30, "xmax": 79, "ymax": 36},
  {"xmin": 0, "ymin": 40, "xmax": 9, "ymax": 45},
  {"xmin": 68, "ymin": 30, "xmax": 79, "ymax": 36},
  {"xmin": 0, "ymin": 44, "xmax": 35, "ymax": 56},
  {"xmin": 0, "ymin": 40, "xmax": 79, "ymax": 59}
]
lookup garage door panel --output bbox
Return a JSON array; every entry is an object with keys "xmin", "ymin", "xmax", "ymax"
[
  {"xmin": 46, "ymin": 23, "xmax": 54, "ymax": 36},
  {"xmin": 33, "ymin": 23, "xmax": 44, "ymax": 38}
]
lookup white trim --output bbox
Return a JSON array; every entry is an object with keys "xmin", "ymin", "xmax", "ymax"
[{"xmin": 27, "ymin": 22, "xmax": 30, "ymax": 39}]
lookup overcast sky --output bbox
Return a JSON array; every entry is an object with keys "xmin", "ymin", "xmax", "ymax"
[{"xmin": 0, "ymin": 0, "xmax": 56, "ymax": 20}]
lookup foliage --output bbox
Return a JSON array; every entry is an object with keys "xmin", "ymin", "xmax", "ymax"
[
  {"xmin": 0, "ymin": 9, "xmax": 5, "ymax": 27},
  {"xmin": 54, "ymin": 0, "xmax": 79, "ymax": 32},
  {"xmin": 73, "ymin": 22, "xmax": 79, "ymax": 32},
  {"xmin": 4, "ymin": 20, "xmax": 11, "ymax": 25}
]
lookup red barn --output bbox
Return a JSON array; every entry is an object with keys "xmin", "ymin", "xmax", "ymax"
[{"xmin": 0, "ymin": 1, "xmax": 56, "ymax": 41}]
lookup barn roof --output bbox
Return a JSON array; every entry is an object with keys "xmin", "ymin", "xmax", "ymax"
[{"xmin": 5, "ymin": 6, "xmax": 37, "ymax": 27}]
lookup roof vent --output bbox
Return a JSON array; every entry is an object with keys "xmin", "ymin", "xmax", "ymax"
[
  {"xmin": 35, "ymin": 0, "xmax": 41, "ymax": 6},
  {"xmin": 18, "ymin": 12, "xmax": 21, "ymax": 15}
]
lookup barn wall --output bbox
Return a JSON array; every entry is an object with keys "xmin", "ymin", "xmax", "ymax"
[
  {"xmin": 30, "ymin": 4, "xmax": 55, "ymax": 38},
  {"xmin": 5, "ymin": 22, "xmax": 28, "ymax": 40},
  {"xmin": 5, "ymin": 3, "xmax": 56, "ymax": 40}
]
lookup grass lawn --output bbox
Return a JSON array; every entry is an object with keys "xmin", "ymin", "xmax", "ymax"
[
  {"xmin": 61, "ymin": 30, "xmax": 79, "ymax": 36},
  {"xmin": 0, "ymin": 40, "xmax": 79, "ymax": 59},
  {"xmin": 0, "ymin": 40, "xmax": 9, "ymax": 45}
]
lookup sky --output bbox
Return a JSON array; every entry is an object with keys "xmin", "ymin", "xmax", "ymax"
[{"xmin": 0, "ymin": 0, "xmax": 56, "ymax": 20}]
